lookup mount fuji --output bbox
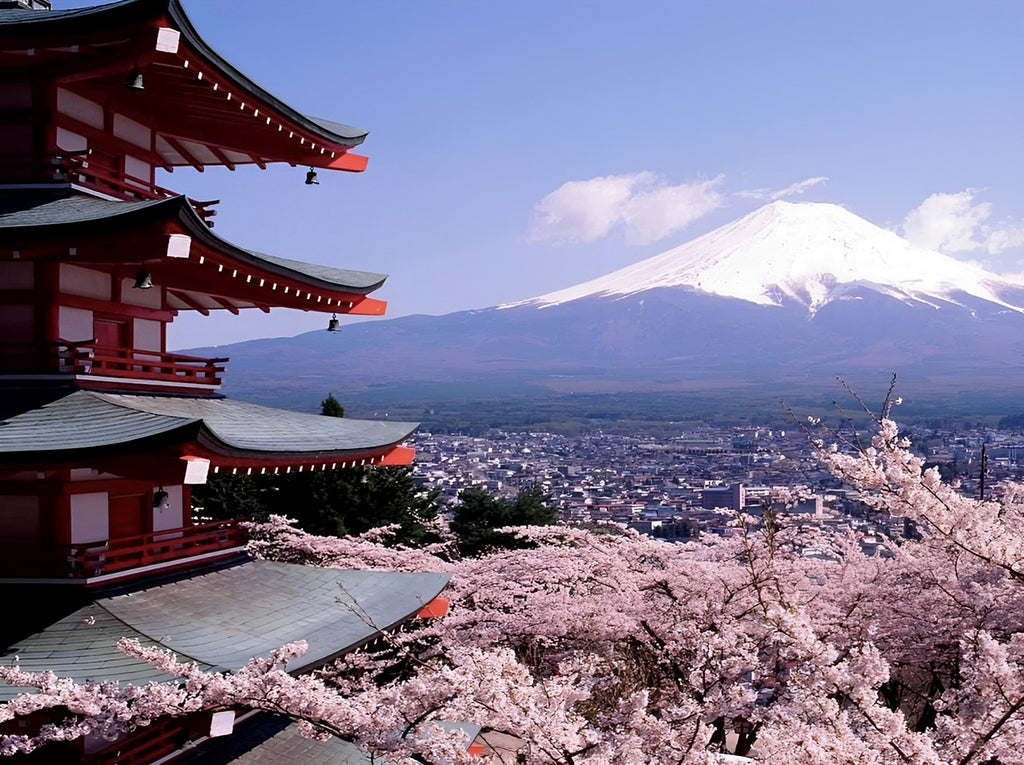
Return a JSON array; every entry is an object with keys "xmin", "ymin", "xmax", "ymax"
[
  {"xmin": 191, "ymin": 201, "xmax": 1024, "ymax": 412},
  {"xmin": 509, "ymin": 201, "xmax": 1024, "ymax": 315}
]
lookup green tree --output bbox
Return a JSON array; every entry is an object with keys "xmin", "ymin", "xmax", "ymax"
[
  {"xmin": 271, "ymin": 465, "xmax": 442, "ymax": 543},
  {"xmin": 192, "ymin": 466, "xmax": 442, "ymax": 546},
  {"xmin": 320, "ymin": 393, "xmax": 345, "ymax": 418},
  {"xmin": 450, "ymin": 484, "xmax": 557, "ymax": 557},
  {"xmin": 189, "ymin": 473, "xmax": 266, "ymax": 521},
  {"xmin": 193, "ymin": 393, "xmax": 443, "ymax": 544}
]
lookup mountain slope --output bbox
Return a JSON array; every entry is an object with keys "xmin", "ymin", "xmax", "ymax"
[
  {"xmin": 188, "ymin": 201, "xmax": 1024, "ymax": 411},
  {"xmin": 508, "ymin": 201, "xmax": 1024, "ymax": 313}
]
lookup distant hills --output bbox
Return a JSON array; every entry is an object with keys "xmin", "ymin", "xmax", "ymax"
[{"xmin": 186, "ymin": 201, "xmax": 1024, "ymax": 419}]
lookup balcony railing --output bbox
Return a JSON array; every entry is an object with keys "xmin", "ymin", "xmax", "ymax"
[
  {"xmin": 61, "ymin": 153, "xmax": 220, "ymax": 224},
  {"xmin": 0, "ymin": 149, "xmax": 218, "ymax": 223},
  {"xmin": 59, "ymin": 342, "xmax": 229, "ymax": 388},
  {"xmin": 0, "ymin": 341, "xmax": 228, "ymax": 389},
  {"xmin": 0, "ymin": 520, "xmax": 245, "ymax": 581}
]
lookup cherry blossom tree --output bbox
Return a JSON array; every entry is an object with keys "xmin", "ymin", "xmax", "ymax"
[{"xmin": 4, "ymin": 416, "xmax": 1024, "ymax": 763}]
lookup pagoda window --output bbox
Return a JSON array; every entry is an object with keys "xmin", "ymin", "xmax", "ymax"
[
  {"xmin": 0, "ymin": 263, "xmax": 35, "ymax": 365},
  {"xmin": 59, "ymin": 305, "xmax": 93, "ymax": 342},
  {"xmin": 60, "ymin": 263, "xmax": 110, "ymax": 300},
  {"xmin": 124, "ymin": 154, "xmax": 152, "ymax": 190},
  {"xmin": 0, "ymin": 305, "xmax": 33, "ymax": 344},
  {"xmin": 0, "ymin": 262, "xmax": 34, "ymax": 290},
  {"xmin": 133, "ymin": 318, "xmax": 163, "ymax": 354},
  {"xmin": 112, "ymin": 114, "xmax": 152, "ymax": 151},
  {"xmin": 55, "ymin": 126, "xmax": 89, "ymax": 154},
  {"xmin": 69, "ymin": 491, "xmax": 108, "ymax": 544},
  {"xmin": 120, "ymin": 276, "xmax": 163, "ymax": 308},
  {"xmin": 0, "ymin": 124, "xmax": 33, "ymax": 177},
  {"xmin": 0, "ymin": 82, "xmax": 34, "ymax": 181},
  {"xmin": 153, "ymin": 485, "xmax": 184, "ymax": 538},
  {"xmin": 0, "ymin": 304, "xmax": 34, "ymax": 372},
  {"xmin": 56, "ymin": 88, "xmax": 104, "ymax": 131},
  {"xmin": 0, "ymin": 495, "xmax": 41, "ymax": 546}
]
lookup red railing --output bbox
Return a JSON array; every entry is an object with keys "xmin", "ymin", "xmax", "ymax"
[
  {"xmin": 63, "ymin": 153, "xmax": 220, "ymax": 223},
  {"xmin": 68, "ymin": 519, "xmax": 245, "ymax": 578},
  {"xmin": 81, "ymin": 714, "xmax": 194, "ymax": 765},
  {"xmin": 0, "ymin": 520, "xmax": 245, "ymax": 580},
  {"xmin": 59, "ymin": 342, "xmax": 228, "ymax": 388},
  {"xmin": 0, "ymin": 150, "xmax": 218, "ymax": 222}
]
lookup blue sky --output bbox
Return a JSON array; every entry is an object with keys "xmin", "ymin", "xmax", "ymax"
[{"xmin": 68, "ymin": 1, "xmax": 1024, "ymax": 348}]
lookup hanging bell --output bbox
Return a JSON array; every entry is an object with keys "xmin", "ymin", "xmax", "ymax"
[
  {"xmin": 133, "ymin": 269, "xmax": 154, "ymax": 289},
  {"xmin": 305, "ymin": 167, "xmax": 319, "ymax": 185},
  {"xmin": 327, "ymin": 314, "xmax": 340, "ymax": 332},
  {"xmin": 127, "ymin": 69, "xmax": 144, "ymax": 91},
  {"xmin": 152, "ymin": 488, "xmax": 169, "ymax": 509}
]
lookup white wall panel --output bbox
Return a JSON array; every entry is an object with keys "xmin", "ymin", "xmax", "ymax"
[{"xmin": 70, "ymin": 492, "xmax": 108, "ymax": 543}]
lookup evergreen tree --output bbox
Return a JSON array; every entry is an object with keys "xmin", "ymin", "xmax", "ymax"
[
  {"xmin": 193, "ymin": 394, "xmax": 441, "ymax": 544},
  {"xmin": 320, "ymin": 393, "xmax": 345, "ymax": 418},
  {"xmin": 451, "ymin": 484, "xmax": 557, "ymax": 557},
  {"xmin": 193, "ymin": 467, "xmax": 441, "ymax": 546}
]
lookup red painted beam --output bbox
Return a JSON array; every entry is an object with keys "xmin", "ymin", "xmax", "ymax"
[
  {"xmin": 181, "ymin": 444, "xmax": 414, "ymax": 473},
  {"xmin": 347, "ymin": 296, "xmax": 387, "ymax": 316},
  {"xmin": 379, "ymin": 445, "xmax": 415, "ymax": 466},
  {"xmin": 416, "ymin": 596, "xmax": 450, "ymax": 619},
  {"xmin": 325, "ymin": 152, "xmax": 368, "ymax": 172}
]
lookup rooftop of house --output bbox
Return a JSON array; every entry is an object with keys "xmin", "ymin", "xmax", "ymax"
[
  {"xmin": 0, "ymin": 390, "xmax": 418, "ymax": 465},
  {"xmin": 0, "ymin": 559, "xmax": 450, "ymax": 701}
]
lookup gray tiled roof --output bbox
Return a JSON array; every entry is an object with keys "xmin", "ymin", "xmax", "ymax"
[
  {"xmin": 221, "ymin": 721, "xmax": 483, "ymax": 765},
  {"xmin": 0, "ymin": 192, "xmax": 167, "ymax": 226},
  {"xmin": 0, "ymin": 560, "xmax": 450, "ymax": 701},
  {"xmin": 210, "ymin": 720, "xmax": 374, "ymax": 765},
  {"xmin": 0, "ymin": 192, "xmax": 388, "ymax": 293},
  {"xmin": 0, "ymin": 391, "xmax": 417, "ymax": 460},
  {"xmin": 100, "ymin": 393, "xmax": 418, "ymax": 454},
  {"xmin": 0, "ymin": 0, "xmax": 367, "ymax": 146},
  {"xmin": 0, "ymin": 390, "xmax": 197, "ymax": 455},
  {"xmin": 251, "ymin": 253, "xmax": 386, "ymax": 292}
]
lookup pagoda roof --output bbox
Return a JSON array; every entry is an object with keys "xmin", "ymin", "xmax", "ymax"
[
  {"xmin": 0, "ymin": 391, "xmax": 417, "ymax": 468},
  {"xmin": 0, "ymin": 0, "xmax": 369, "ymax": 172},
  {"xmin": 0, "ymin": 560, "xmax": 450, "ymax": 701},
  {"xmin": 217, "ymin": 719, "xmax": 484, "ymax": 765},
  {"xmin": 0, "ymin": 190, "xmax": 389, "ymax": 312}
]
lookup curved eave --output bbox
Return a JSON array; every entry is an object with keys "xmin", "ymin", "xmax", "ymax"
[
  {"xmin": 0, "ymin": 390, "xmax": 202, "ymax": 464},
  {"xmin": 0, "ymin": 192, "xmax": 389, "ymax": 303},
  {"xmin": 175, "ymin": 200, "xmax": 388, "ymax": 296},
  {"xmin": 0, "ymin": 561, "xmax": 451, "ymax": 701},
  {"xmin": 0, "ymin": 391, "xmax": 417, "ymax": 470},
  {"xmin": 94, "ymin": 393, "xmax": 419, "ymax": 469},
  {"xmin": 163, "ymin": 0, "xmax": 368, "ymax": 149},
  {"xmin": 0, "ymin": 191, "xmax": 174, "ymax": 233},
  {"xmin": 0, "ymin": 0, "xmax": 368, "ymax": 164},
  {"xmin": 190, "ymin": 427, "xmax": 419, "ymax": 471}
]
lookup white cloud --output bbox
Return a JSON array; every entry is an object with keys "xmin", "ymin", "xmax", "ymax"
[
  {"xmin": 903, "ymin": 190, "xmax": 991, "ymax": 253},
  {"xmin": 902, "ymin": 189, "xmax": 1024, "ymax": 255},
  {"xmin": 529, "ymin": 172, "xmax": 724, "ymax": 246},
  {"xmin": 986, "ymin": 222, "xmax": 1024, "ymax": 255},
  {"xmin": 736, "ymin": 176, "xmax": 829, "ymax": 201}
]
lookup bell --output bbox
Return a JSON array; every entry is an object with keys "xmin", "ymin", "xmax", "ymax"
[
  {"xmin": 305, "ymin": 168, "xmax": 319, "ymax": 185},
  {"xmin": 133, "ymin": 269, "xmax": 153, "ymax": 289},
  {"xmin": 127, "ymin": 69, "xmax": 144, "ymax": 91},
  {"xmin": 152, "ymin": 489, "xmax": 169, "ymax": 509},
  {"xmin": 327, "ymin": 314, "xmax": 340, "ymax": 332}
]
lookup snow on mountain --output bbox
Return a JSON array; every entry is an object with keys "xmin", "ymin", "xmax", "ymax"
[{"xmin": 507, "ymin": 201, "xmax": 1024, "ymax": 313}]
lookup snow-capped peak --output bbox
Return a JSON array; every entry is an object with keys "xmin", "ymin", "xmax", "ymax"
[{"xmin": 506, "ymin": 201, "xmax": 1024, "ymax": 312}]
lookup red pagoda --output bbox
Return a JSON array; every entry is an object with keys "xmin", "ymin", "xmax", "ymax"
[{"xmin": 0, "ymin": 0, "xmax": 451, "ymax": 762}]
